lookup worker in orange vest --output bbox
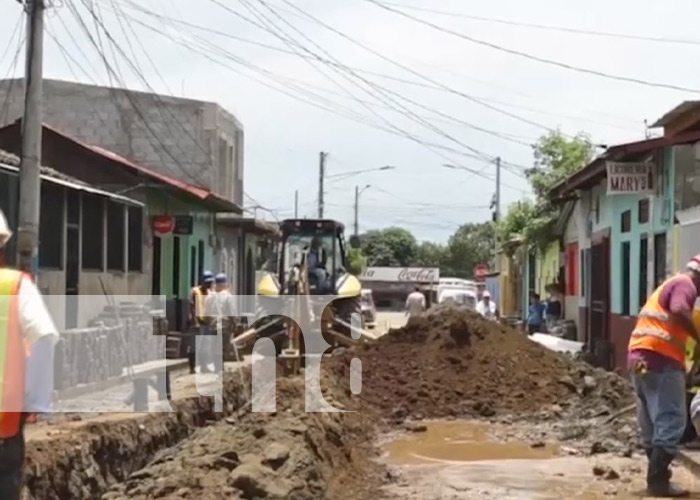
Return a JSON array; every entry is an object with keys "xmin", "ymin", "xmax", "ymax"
[
  {"xmin": 628, "ymin": 256, "xmax": 700, "ymax": 497},
  {"xmin": 188, "ymin": 271, "xmax": 214, "ymax": 373},
  {"xmin": 0, "ymin": 210, "xmax": 58, "ymax": 499}
]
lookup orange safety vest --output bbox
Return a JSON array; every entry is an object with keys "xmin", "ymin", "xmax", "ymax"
[
  {"xmin": 628, "ymin": 275, "xmax": 694, "ymax": 365},
  {"xmin": 0, "ymin": 268, "xmax": 26, "ymax": 438},
  {"xmin": 192, "ymin": 286, "xmax": 209, "ymax": 324}
]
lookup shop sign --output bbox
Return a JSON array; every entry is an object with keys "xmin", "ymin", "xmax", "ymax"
[
  {"xmin": 361, "ymin": 267, "xmax": 440, "ymax": 282},
  {"xmin": 606, "ymin": 162, "xmax": 655, "ymax": 195}
]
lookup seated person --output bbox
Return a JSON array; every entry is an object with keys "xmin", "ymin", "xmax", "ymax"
[{"xmin": 307, "ymin": 236, "xmax": 329, "ymax": 291}]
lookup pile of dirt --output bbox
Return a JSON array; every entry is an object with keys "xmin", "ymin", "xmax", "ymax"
[
  {"xmin": 100, "ymin": 377, "xmax": 381, "ymax": 500},
  {"xmin": 327, "ymin": 305, "xmax": 633, "ymax": 423}
]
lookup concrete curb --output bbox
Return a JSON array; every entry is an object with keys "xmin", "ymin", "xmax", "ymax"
[{"xmin": 56, "ymin": 359, "xmax": 190, "ymax": 400}]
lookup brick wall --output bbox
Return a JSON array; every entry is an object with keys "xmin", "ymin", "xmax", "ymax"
[{"xmin": 0, "ymin": 78, "xmax": 244, "ymax": 207}]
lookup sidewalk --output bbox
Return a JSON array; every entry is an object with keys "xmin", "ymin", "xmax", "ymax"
[
  {"xmin": 27, "ymin": 358, "xmax": 251, "ymax": 442},
  {"xmin": 56, "ymin": 358, "xmax": 190, "ymax": 400}
]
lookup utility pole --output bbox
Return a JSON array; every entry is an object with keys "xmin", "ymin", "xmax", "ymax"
[
  {"xmin": 294, "ymin": 190, "xmax": 299, "ymax": 218},
  {"xmin": 353, "ymin": 185, "xmax": 359, "ymax": 236},
  {"xmin": 495, "ymin": 156, "xmax": 501, "ymax": 223},
  {"xmin": 17, "ymin": 0, "xmax": 45, "ymax": 275},
  {"xmin": 494, "ymin": 156, "xmax": 501, "ymax": 272},
  {"xmin": 318, "ymin": 152, "xmax": 326, "ymax": 218}
]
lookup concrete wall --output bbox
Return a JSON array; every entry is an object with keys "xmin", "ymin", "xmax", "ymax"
[
  {"xmin": 0, "ymin": 79, "xmax": 244, "ymax": 206},
  {"xmin": 609, "ymin": 149, "xmax": 672, "ymax": 316}
]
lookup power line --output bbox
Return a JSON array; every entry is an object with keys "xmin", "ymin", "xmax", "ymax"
[
  {"xmin": 273, "ymin": 0, "xmax": 563, "ymax": 133},
  {"xmin": 0, "ymin": 16, "xmax": 25, "ymax": 126},
  {"xmin": 106, "ymin": 0, "xmax": 640, "ymax": 132},
  {"xmin": 380, "ymin": 1, "xmax": 700, "ymax": 47},
  {"xmin": 364, "ymin": 0, "xmax": 700, "ymax": 93}
]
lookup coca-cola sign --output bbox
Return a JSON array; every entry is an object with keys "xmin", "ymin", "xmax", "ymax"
[{"xmin": 361, "ymin": 267, "xmax": 439, "ymax": 283}]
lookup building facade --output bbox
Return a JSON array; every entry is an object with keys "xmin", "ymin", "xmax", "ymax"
[
  {"xmin": 549, "ymin": 100, "xmax": 700, "ymax": 371},
  {"xmin": 0, "ymin": 78, "xmax": 244, "ymax": 206}
]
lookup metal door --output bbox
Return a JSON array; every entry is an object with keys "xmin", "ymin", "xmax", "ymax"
[
  {"xmin": 65, "ymin": 191, "xmax": 80, "ymax": 329},
  {"xmin": 588, "ymin": 237, "xmax": 612, "ymax": 368}
]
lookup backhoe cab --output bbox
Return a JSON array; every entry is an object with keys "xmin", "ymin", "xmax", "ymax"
[{"xmin": 252, "ymin": 219, "xmax": 364, "ymax": 356}]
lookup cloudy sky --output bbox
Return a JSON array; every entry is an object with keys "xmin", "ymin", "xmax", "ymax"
[{"xmin": 0, "ymin": 0, "xmax": 697, "ymax": 242}]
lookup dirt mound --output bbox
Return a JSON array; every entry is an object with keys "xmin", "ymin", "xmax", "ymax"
[
  {"xmin": 100, "ymin": 377, "xmax": 381, "ymax": 500},
  {"xmin": 328, "ymin": 305, "xmax": 632, "ymax": 423}
]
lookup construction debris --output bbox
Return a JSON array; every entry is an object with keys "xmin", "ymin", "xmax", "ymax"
[{"xmin": 328, "ymin": 305, "xmax": 633, "ymax": 423}]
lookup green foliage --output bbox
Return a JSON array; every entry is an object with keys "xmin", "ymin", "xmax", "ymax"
[
  {"xmin": 358, "ymin": 222, "xmax": 494, "ymax": 279},
  {"xmin": 346, "ymin": 247, "xmax": 367, "ymax": 276},
  {"xmin": 360, "ymin": 227, "xmax": 417, "ymax": 267},
  {"xmin": 529, "ymin": 131, "xmax": 596, "ymax": 202},
  {"xmin": 443, "ymin": 222, "xmax": 495, "ymax": 278},
  {"xmin": 498, "ymin": 130, "xmax": 595, "ymax": 249}
]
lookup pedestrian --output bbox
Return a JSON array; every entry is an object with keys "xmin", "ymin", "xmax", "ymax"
[
  {"xmin": 476, "ymin": 290, "xmax": 497, "ymax": 320},
  {"xmin": 526, "ymin": 293, "xmax": 546, "ymax": 335},
  {"xmin": 189, "ymin": 271, "xmax": 214, "ymax": 374},
  {"xmin": 0, "ymin": 209, "xmax": 59, "ymax": 499},
  {"xmin": 405, "ymin": 286, "xmax": 426, "ymax": 318},
  {"xmin": 629, "ymin": 255, "xmax": 700, "ymax": 497},
  {"xmin": 545, "ymin": 287, "xmax": 562, "ymax": 331},
  {"xmin": 205, "ymin": 273, "xmax": 236, "ymax": 373}
]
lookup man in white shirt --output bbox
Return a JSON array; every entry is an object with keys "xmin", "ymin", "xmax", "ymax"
[
  {"xmin": 476, "ymin": 290, "xmax": 498, "ymax": 320},
  {"xmin": 0, "ymin": 209, "xmax": 59, "ymax": 499},
  {"xmin": 406, "ymin": 287, "xmax": 426, "ymax": 317}
]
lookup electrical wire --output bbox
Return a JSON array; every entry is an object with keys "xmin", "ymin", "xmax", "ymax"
[
  {"xmin": 379, "ymin": 1, "xmax": 700, "ymax": 47},
  {"xmin": 105, "ymin": 0, "xmax": 640, "ymax": 132},
  {"xmin": 273, "ymin": 0, "xmax": 563, "ymax": 133},
  {"xmin": 0, "ymin": 15, "xmax": 25, "ymax": 125},
  {"xmin": 112, "ymin": 0, "xmax": 516, "ymax": 178},
  {"xmin": 364, "ymin": 0, "xmax": 700, "ymax": 93}
]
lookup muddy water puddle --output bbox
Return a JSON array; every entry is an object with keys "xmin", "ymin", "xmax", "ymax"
[
  {"xmin": 380, "ymin": 420, "xmax": 700, "ymax": 499},
  {"xmin": 384, "ymin": 420, "xmax": 558, "ymax": 465}
]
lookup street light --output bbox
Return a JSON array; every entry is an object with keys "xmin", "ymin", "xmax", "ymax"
[
  {"xmin": 326, "ymin": 165, "xmax": 396, "ymax": 180},
  {"xmin": 354, "ymin": 184, "xmax": 371, "ymax": 236}
]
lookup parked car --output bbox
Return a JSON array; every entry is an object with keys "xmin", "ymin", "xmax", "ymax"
[{"xmin": 360, "ymin": 289, "xmax": 377, "ymax": 329}]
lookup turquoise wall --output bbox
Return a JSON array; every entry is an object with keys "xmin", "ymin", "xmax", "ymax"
[
  {"xmin": 146, "ymin": 193, "xmax": 216, "ymax": 299},
  {"xmin": 610, "ymin": 148, "xmax": 673, "ymax": 315}
]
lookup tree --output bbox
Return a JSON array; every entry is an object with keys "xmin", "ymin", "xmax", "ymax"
[
  {"xmin": 360, "ymin": 227, "xmax": 417, "ymax": 266},
  {"xmin": 444, "ymin": 222, "xmax": 495, "ymax": 278},
  {"xmin": 346, "ymin": 247, "xmax": 367, "ymax": 275},
  {"xmin": 414, "ymin": 241, "xmax": 447, "ymax": 268},
  {"xmin": 529, "ymin": 131, "xmax": 595, "ymax": 202},
  {"xmin": 498, "ymin": 130, "xmax": 595, "ymax": 248}
]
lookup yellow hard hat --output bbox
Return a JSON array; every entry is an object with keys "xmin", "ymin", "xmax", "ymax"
[{"xmin": 0, "ymin": 209, "xmax": 11, "ymax": 248}]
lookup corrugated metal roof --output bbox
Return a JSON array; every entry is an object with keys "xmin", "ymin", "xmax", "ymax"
[
  {"xmin": 0, "ymin": 161, "xmax": 143, "ymax": 206},
  {"xmin": 550, "ymin": 127, "xmax": 700, "ymax": 199},
  {"xmin": 651, "ymin": 101, "xmax": 700, "ymax": 128}
]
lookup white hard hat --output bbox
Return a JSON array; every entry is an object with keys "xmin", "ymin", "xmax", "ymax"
[
  {"xmin": 0, "ymin": 210, "xmax": 10, "ymax": 248},
  {"xmin": 483, "ymin": 290, "xmax": 491, "ymax": 298}
]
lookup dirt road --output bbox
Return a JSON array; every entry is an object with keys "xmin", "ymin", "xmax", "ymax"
[{"xmin": 24, "ymin": 307, "xmax": 699, "ymax": 499}]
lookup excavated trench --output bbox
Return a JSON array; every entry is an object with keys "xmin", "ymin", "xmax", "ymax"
[{"xmin": 23, "ymin": 308, "xmax": 664, "ymax": 499}]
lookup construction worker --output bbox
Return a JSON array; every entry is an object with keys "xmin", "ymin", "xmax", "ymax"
[
  {"xmin": 308, "ymin": 236, "xmax": 328, "ymax": 292},
  {"xmin": 188, "ymin": 271, "xmax": 214, "ymax": 374},
  {"xmin": 405, "ymin": 286, "xmax": 426, "ymax": 317},
  {"xmin": 0, "ymin": 209, "xmax": 58, "ymax": 499},
  {"xmin": 205, "ymin": 273, "xmax": 236, "ymax": 373},
  {"xmin": 628, "ymin": 256, "xmax": 700, "ymax": 497}
]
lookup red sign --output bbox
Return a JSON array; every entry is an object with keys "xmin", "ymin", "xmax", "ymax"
[
  {"xmin": 152, "ymin": 216, "xmax": 174, "ymax": 235},
  {"xmin": 474, "ymin": 264, "xmax": 489, "ymax": 281}
]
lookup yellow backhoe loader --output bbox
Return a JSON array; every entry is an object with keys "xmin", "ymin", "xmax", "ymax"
[{"xmin": 236, "ymin": 219, "xmax": 372, "ymax": 374}]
